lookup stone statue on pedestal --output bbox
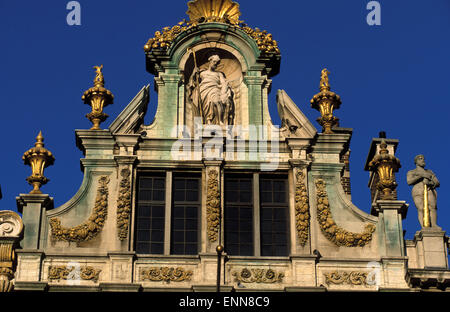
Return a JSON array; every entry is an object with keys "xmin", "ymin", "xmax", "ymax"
[
  {"xmin": 407, "ymin": 155, "xmax": 440, "ymax": 228},
  {"xmin": 187, "ymin": 54, "xmax": 235, "ymax": 126}
]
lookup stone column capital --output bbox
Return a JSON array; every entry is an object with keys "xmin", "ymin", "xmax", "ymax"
[
  {"xmin": 16, "ymin": 193, "xmax": 54, "ymax": 213},
  {"xmin": 372, "ymin": 200, "xmax": 408, "ymax": 220}
]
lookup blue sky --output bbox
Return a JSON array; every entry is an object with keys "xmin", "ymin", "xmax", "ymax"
[{"xmin": 0, "ymin": 0, "xmax": 449, "ymax": 240}]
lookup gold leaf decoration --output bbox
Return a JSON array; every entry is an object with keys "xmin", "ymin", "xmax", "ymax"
[
  {"xmin": 117, "ymin": 169, "xmax": 131, "ymax": 241},
  {"xmin": 324, "ymin": 271, "xmax": 372, "ymax": 286},
  {"xmin": 295, "ymin": 171, "xmax": 310, "ymax": 246},
  {"xmin": 187, "ymin": 0, "xmax": 241, "ymax": 25},
  {"xmin": 206, "ymin": 169, "xmax": 221, "ymax": 242},
  {"xmin": 48, "ymin": 265, "xmax": 101, "ymax": 283},
  {"xmin": 141, "ymin": 267, "xmax": 193, "ymax": 283},
  {"xmin": 232, "ymin": 268, "xmax": 284, "ymax": 284},
  {"xmin": 143, "ymin": 22, "xmax": 279, "ymax": 55},
  {"xmin": 49, "ymin": 176, "xmax": 110, "ymax": 243},
  {"xmin": 315, "ymin": 179, "xmax": 376, "ymax": 247}
]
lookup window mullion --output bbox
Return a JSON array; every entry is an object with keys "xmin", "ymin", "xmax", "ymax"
[
  {"xmin": 253, "ymin": 172, "xmax": 260, "ymax": 257},
  {"xmin": 164, "ymin": 171, "xmax": 172, "ymax": 256}
]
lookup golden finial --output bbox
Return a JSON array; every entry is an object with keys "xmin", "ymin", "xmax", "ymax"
[
  {"xmin": 368, "ymin": 139, "xmax": 401, "ymax": 200},
  {"xmin": 82, "ymin": 65, "xmax": 114, "ymax": 130},
  {"xmin": 310, "ymin": 68, "xmax": 342, "ymax": 134},
  {"xmin": 22, "ymin": 131, "xmax": 55, "ymax": 194}
]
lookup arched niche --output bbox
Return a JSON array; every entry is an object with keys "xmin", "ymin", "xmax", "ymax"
[{"xmin": 180, "ymin": 45, "xmax": 247, "ymax": 132}]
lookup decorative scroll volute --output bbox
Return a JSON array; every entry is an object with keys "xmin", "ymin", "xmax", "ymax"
[
  {"xmin": 315, "ymin": 179, "xmax": 376, "ymax": 247},
  {"xmin": 232, "ymin": 268, "xmax": 284, "ymax": 284},
  {"xmin": 206, "ymin": 169, "xmax": 221, "ymax": 242},
  {"xmin": 0, "ymin": 211, "xmax": 23, "ymax": 292},
  {"xmin": 295, "ymin": 170, "xmax": 310, "ymax": 246},
  {"xmin": 48, "ymin": 265, "xmax": 101, "ymax": 283},
  {"xmin": 49, "ymin": 176, "xmax": 110, "ymax": 243},
  {"xmin": 324, "ymin": 271, "xmax": 372, "ymax": 286},
  {"xmin": 141, "ymin": 267, "xmax": 193, "ymax": 283}
]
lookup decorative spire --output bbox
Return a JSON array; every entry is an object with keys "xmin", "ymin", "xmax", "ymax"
[
  {"xmin": 368, "ymin": 139, "xmax": 401, "ymax": 200},
  {"xmin": 22, "ymin": 131, "xmax": 55, "ymax": 194},
  {"xmin": 310, "ymin": 68, "xmax": 342, "ymax": 134},
  {"xmin": 82, "ymin": 65, "xmax": 114, "ymax": 130}
]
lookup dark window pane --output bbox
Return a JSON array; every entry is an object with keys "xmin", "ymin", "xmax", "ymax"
[
  {"xmin": 225, "ymin": 175, "xmax": 254, "ymax": 256},
  {"xmin": 137, "ymin": 230, "xmax": 150, "ymax": 241},
  {"xmin": 140, "ymin": 178, "xmax": 153, "ymax": 189},
  {"xmin": 171, "ymin": 176, "xmax": 200, "ymax": 255},
  {"xmin": 153, "ymin": 178, "xmax": 165, "ymax": 189},
  {"xmin": 151, "ymin": 243, "xmax": 164, "ymax": 254},
  {"xmin": 260, "ymin": 176, "xmax": 289, "ymax": 257},
  {"xmin": 186, "ymin": 219, "xmax": 197, "ymax": 230},
  {"xmin": 152, "ymin": 206, "xmax": 165, "ymax": 218},
  {"xmin": 186, "ymin": 191, "xmax": 198, "ymax": 202},
  {"xmin": 136, "ymin": 175, "xmax": 166, "ymax": 255},
  {"xmin": 152, "ymin": 230, "xmax": 164, "ymax": 242},
  {"xmin": 261, "ymin": 192, "xmax": 272, "ymax": 203},
  {"xmin": 137, "ymin": 218, "xmax": 151, "ymax": 229},
  {"xmin": 240, "ymin": 191, "xmax": 252, "ymax": 203}
]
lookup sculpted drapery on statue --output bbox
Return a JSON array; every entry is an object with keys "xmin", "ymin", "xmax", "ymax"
[
  {"xmin": 407, "ymin": 155, "xmax": 440, "ymax": 228},
  {"xmin": 187, "ymin": 54, "xmax": 235, "ymax": 126}
]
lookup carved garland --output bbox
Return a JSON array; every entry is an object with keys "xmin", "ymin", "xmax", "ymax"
[
  {"xmin": 232, "ymin": 268, "xmax": 284, "ymax": 284},
  {"xmin": 295, "ymin": 171, "xmax": 310, "ymax": 246},
  {"xmin": 117, "ymin": 169, "xmax": 131, "ymax": 241},
  {"xmin": 324, "ymin": 271, "xmax": 371, "ymax": 286},
  {"xmin": 206, "ymin": 169, "xmax": 221, "ymax": 242},
  {"xmin": 48, "ymin": 265, "xmax": 101, "ymax": 283},
  {"xmin": 49, "ymin": 176, "xmax": 110, "ymax": 243},
  {"xmin": 141, "ymin": 267, "xmax": 193, "ymax": 283},
  {"xmin": 315, "ymin": 179, "xmax": 376, "ymax": 247},
  {"xmin": 143, "ymin": 20, "xmax": 280, "ymax": 55}
]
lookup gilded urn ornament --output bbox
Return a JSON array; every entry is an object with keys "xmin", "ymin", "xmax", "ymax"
[
  {"xmin": 82, "ymin": 65, "xmax": 114, "ymax": 130},
  {"xmin": 368, "ymin": 140, "xmax": 401, "ymax": 200},
  {"xmin": 22, "ymin": 131, "xmax": 55, "ymax": 194},
  {"xmin": 310, "ymin": 69, "xmax": 342, "ymax": 134}
]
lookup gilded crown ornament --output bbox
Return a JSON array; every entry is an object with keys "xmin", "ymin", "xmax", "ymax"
[
  {"xmin": 22, "ymin": 131, "xmax": 55, "ymax": 194},
  {"xmin": 310, "ymin": 69, "xmax": 342, "ymax": 134},
  {"xmin": 368, "ymin": 140, "xmax": 401, "ymax": 200},
  {"xmin": 82, "ymin": 65, "xmax": 114, "ymax": 130}
]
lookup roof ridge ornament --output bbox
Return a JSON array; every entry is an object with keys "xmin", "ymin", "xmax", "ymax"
[
  {"xmin": 310, "ymin": 68, "xmax": 342, "ymax": 134},
  {"xmin": 186, "ymin": 0, "xmax": 241, "ymax": 25}
]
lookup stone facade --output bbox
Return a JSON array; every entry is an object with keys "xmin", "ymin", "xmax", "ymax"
[{"xmin": 2, "ymin": 0, "xmax": 449, "ymax": 293}]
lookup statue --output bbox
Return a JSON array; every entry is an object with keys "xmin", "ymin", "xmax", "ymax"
[
  {"xmin": 320, "ymin": 68, "xmax": 330, "ymax": 92},
  {"xmin": 187, "ymin": 54, "xmax": 235, "ymax": 126},
  {"xmin": 93, "ymin": 65, "xmax": 104, "ymax": 86},
  {"xmin": 407, "ymin": 155, "xmax": 440, "ymax": 228}
]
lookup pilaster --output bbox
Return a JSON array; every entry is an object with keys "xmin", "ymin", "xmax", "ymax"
[
  {"xmin": 16, "ymin": 194, "xmax": 53, "ymax": 250},
  {"xmin": 372, "ymin": 200, "xmax": 408, "ymax": 257}
]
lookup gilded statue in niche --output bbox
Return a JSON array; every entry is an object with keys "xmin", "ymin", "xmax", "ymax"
[{"xmin": 187, "ymin": 54, "xmax": 235, "ymax": 126}]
